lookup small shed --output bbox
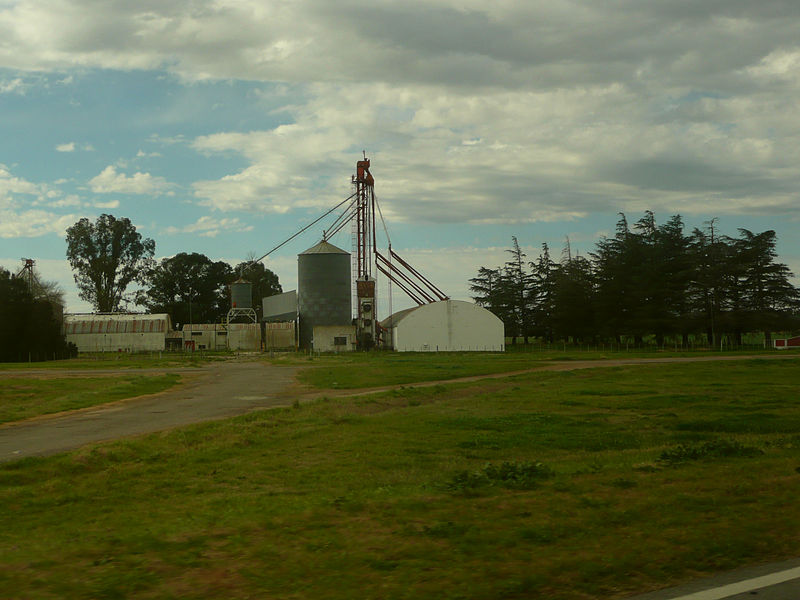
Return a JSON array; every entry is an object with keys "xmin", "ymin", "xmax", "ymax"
[
  {"xmin": 380, "ymin": 300, "xmax": 504, "ymax": 352},
  {"xmin": 64, "ymin": 313, "xmax": 172, "ymax": 353}
]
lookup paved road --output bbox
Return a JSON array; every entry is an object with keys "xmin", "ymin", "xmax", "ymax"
[
  {"xmin": 0, "ymin": 359, "xmax": 299, "ymax": 463},
  {"xmin": 627, "ymin": 558, "xmax": 800, "ymax": 599}
]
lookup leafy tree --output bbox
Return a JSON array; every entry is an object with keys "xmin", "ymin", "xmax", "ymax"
[
  {"xmin": 14, "ymin": 261, "xmax": 65, "ymax": 307},
  {"xmin": 140, "ymin": 253, "xmax": 233, "ymax": 325},
  {"xmin": 66, "ymin": 214, "xmax": 155, "ymax": 312},
  {"xmin": 232, "ymin": 260, "xmax": 282, "ymax": 321},
  {"xmin": 0, "ymin": 268, "xmax": 74, "ymax": 362}
]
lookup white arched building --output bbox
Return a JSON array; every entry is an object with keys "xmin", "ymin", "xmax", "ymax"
[{"xmin": 380, "ymin": 300, "xmax": 504, "ymax": 352}]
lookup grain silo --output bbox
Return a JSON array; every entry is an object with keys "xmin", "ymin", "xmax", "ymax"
[
  {"xmin": 298, "ymin": 240, "xmax": 351, "ymax": 349},
  {"xmin": 230, "ymin": 278, "xmax": 252, "ymax": 309}
]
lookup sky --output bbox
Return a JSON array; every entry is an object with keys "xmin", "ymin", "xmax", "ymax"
[{"xmin": 1, "ymin": 0, "xmax": 799, "ymax": 319}]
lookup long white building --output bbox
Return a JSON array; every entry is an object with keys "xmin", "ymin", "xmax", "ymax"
[{"xmin": 64, "ymin": 313, "xmax": 172, "ymax": 353}]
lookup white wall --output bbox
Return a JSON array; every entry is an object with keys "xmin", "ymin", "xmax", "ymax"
[
  {"xmin": 64, "ymin": 314, "xmax": 170, "ymax": 353},
  {"xmin": 391, "ymin": 300, "xmax": 504, "ymax": 352},
  {"xmin": 313, "ymin": 325, "xmax": 356, "ymax": 352}
]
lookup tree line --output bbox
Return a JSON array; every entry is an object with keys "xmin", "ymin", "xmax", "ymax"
[
  {"xmin": 65, "ymin": 214, "xmax": 281, "ymax": 324},
  {"xmin": 0, "ymin": 213, "xmax": 282, "ymax": 362},
  {"xmin": 0, "ymin": 267, "xmax": 76, "ymax": 362},
  {"xmin": 470, "ymin": 212, "xmax": 800, "ymax": 347}
]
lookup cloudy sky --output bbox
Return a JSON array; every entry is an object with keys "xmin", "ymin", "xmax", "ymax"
[{"xmin": 1, "ymin": 0, "xmax": 799, "ymax": 316}]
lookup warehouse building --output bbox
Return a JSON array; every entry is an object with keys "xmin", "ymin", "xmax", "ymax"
[
  {"xmin": 64, "ymin": 313, "xmax": 172, "ymax": 353},
  {"xmin": 380, "ymin": 300, "xmax": 504, "ymax": 352}
]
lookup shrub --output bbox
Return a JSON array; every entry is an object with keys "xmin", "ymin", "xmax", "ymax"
[
  {"xmin": 447, "ymin": 461, "xmax": 554, "ymax": 493},
  {"xmin": 658, "ymin": 439, "xmax": 763, "ymax": 465}
]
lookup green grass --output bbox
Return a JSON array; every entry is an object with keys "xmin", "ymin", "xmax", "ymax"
[
  {"xmin": 0, "ymin": 375, "xmax": 181, "ymax": 423},
  {"xmin": 0, "ymin": 351, "xmax": 232, "ymax": 371},
  {"xmin": 1, "ymin": 358, "xmax": 800, "ymax": 598},
  {"xmin": 286, "ymin": 347, "xmax": 791, "ymax": 389}
]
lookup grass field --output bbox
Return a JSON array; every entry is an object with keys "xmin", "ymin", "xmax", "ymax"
[
  {"xmin": 1, "ymin": 357, "xmax": 799, "ymax": 599},
  {"xmin": 287, "ymin": 348, "xmax": 794, "ymax": 389},
  {"xmin": 0, "ymin": 375, "xmax": 181, "ymax": 424},
  {"xmin": 0, "ymin": 351, "xmax": 231, "ymax": 371}
]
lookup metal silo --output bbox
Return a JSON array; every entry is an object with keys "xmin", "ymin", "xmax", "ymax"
[
  {"xmin": 298, "ymin": 240, "xmax": 351, "ymax": 349},
  {"xmin": 230, "ymin": 278, "xmax": 252, "ymax": 309}
]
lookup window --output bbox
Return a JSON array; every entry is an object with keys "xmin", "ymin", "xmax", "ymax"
[
  {"xmin": 191, "ymin": 331, "xmax": 202, "ymax": 337},
  {"xmin": 333, "ymin": 336, "xmax": 347, "ymax": 346}
]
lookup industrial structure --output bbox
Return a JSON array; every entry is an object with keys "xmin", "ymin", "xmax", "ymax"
[
  {"xmin": 64, "ymin": 313, "xmax": 172, "ymax": 353},
  {"xmin": 380, "ymin": 300, "xmax": 504, "ymax": 352},
  {"xmin": 297, "ymin": 240, "xmax": 352, "ymax": 350},
  {"xmin": 61, "ymin": 156, "xmax": 503, "ymax": 355}
]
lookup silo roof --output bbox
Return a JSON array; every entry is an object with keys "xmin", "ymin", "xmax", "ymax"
[{"xmin": 299, "ymin": 240, "xmax": 349, "ymax": 255}]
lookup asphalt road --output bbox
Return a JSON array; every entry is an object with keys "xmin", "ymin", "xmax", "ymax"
[
  {"xmin": 627, "ymin": 558, "xmax": 800, "ymax": 599},
  {"xmin": 0, "ymin": 359, "xmax": 299, "ymax": 463}
]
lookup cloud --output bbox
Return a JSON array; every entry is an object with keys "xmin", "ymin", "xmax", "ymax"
[
  {"xmin": 0, "ymin": 209, "xmax": 75, "ymax": 238},
  {"xmin": 0, "ymin": 1, "xmax": 796, "ymax": 92},
  {"xmin": 0, "ymin": 78, "xmax": 24, "ymax": 94},
  {"xmin": 2, "ymin": 1, "xmax": 800, "ymax": 228},
  {"xmin": 88, "ymin": 165, "xmax": 172, "ymax": 195},
  {"xmin": 0, "ymin": 163, "xmax": 44, "ymax": 201},
  {"xmin": 93, "ymin": 200, "xmax": 119, "ymax": 209},
  {"xmin": 55, "ymin": 141, "xmax": 92, "ymax": 153},
  {"xmin": 188, "ymin": 78, "xmax": 800, "ymax": 224},
  {"xmin": 163, "ymin": 216, "xmax": 254, "ymax": 238}
]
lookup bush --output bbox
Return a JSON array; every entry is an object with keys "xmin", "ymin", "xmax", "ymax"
[
  {"xmin": 658, "ymin": 439, "xmax": 763, "ymax": 465},
  {"xmin": 447, "ymin": 461, "xmax": 554, "ymax": 493}
]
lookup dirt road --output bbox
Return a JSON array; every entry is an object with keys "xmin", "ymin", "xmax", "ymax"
[
  {"xmin": 0, "ymin": 360, "xmax": 299, "ymax": 463},
  {"xmin": 1, "ymin": 353, "xmax": 797, "ymax": 463}
]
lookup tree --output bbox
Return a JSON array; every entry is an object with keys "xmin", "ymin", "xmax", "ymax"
[
  {"xmin": 140, "ymin": 253, "xmax": 233, "ymax": 325},
  {"xmin": 66, "ymin": 214, "xmax": 155, "ymax": 312},
  {"xmin": 530, "ymin": 243, "xmax": 557, "ymax": 341},
  {"xmin": 550, "ymin": 251, "xmax": 595, "ymax": 342},
  {"xmin": 502, "ymin": 237, "xmax": 535, "ymax": 343},
  {"xmin": 732, "ymin": 229, "xmax": 800, "ymax": 344},
  {"xmin": 232, "ymin": 260, "xmax": 282, "ymax": 320},
  {"xmin": 0, "ymin": 267, "xmax": 74, "ymax": 362}
]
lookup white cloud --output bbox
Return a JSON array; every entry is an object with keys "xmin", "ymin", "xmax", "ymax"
[
  {"xmin": 0, "ymin": 163, "xmax": 50, "ymax": 207},
  {"xmin": 93, "ymin": 200, "xmax": 119, "ymax": 209},
  {"xmin": 0, "ymin": 209, "xmax": 75, "ymax": 238},
  {"xmin": 0, "ymin": 78, "xmax": 24, "ymax": 94},
  {"xmin": 88, "ymin": 165, "xmax": 172, "ymax": 195},
  {"xmin": 1, "ymin": 1, "xmax": 800, "ymax": 228},
  {"xmin": 189, "ymin": 80, "xmax": 800, "ymax": 224},
  {"xmin": 163, "ymin": 216, "xmax": 254, "ymax": 238},
  {"xmin": 55, "ymin": 142, "xmax": 75, "ymax": 152}
]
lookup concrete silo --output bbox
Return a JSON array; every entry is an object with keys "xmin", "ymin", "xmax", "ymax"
[{"xmin": 298, "ymin": 240, "xmax": 351, "ymax": 349}]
